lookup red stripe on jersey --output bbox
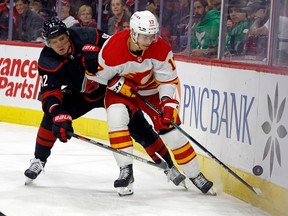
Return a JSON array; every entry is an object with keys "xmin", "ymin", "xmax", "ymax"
[
  {"xmin": 38, "ymin": 60, "xmax": 69, "ymax": 72},
  {"xmin": 41, "ymin": 89, "xmax": 63, "ymax": 104}
]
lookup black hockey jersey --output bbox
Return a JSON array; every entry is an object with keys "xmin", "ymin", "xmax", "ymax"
[{"xmin": 37, "ymin": 27, "xmax": 109, "ymax": 114}]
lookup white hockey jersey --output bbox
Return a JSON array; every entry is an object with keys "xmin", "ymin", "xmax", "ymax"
[{"xmin": 87, "ymin": 29, "xmax": 179, "ymax": 99}]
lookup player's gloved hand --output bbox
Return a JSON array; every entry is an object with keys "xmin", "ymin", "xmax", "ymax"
[
  {"xmin": 52, "ymin": 113, "xmax": 73, "ymax": 143},
  {"xmin": 160, "ymin": 98, "xmax": 179, "ymax": 125},
  {"xmin": 107, "ymin": 76, "xmax": 138, "ymax": 98},
  {"xmin": 82, "ymin": 44, "xmax": 100, "ymax": 74}
]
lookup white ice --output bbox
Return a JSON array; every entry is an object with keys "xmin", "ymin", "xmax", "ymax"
[{"xmin": 0, "ymin": 122, "xmax": 270, "ymax": 216}]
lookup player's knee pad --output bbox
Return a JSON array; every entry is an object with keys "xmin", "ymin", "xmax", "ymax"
[{"xmin": 107, "ymin": 104, "xmax": 130, "ymax": 131}]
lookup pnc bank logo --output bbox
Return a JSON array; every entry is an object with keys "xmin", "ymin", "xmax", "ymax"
[{"xmin": 253, "ymin": 83, "xmax": 287, "ymax": 177}]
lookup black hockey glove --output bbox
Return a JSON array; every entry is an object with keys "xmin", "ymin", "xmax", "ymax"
[
  {"xmin": 82, "ymin": 44, "xmax": 100, "ymax": 75},
  {"xmin": 52, "ymin": 113, "xmax": 73, "ymax": 143}
]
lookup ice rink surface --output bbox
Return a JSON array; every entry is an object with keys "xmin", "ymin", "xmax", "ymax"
[{"xmin": 0, "ymin": 122, "xmax": 270, "ymax": 216}]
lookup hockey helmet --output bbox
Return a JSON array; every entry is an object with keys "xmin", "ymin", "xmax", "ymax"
[
  {"xmin": 42, "ymin": 17, "xmax": 68, "ymax": 43},
  {"xmin": 130, "ymin": 10, "xmax": 159, "ymax": 43}
]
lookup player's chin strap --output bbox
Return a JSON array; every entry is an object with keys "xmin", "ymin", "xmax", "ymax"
[
  {"xmin": 68, "ymin": 132, "xmax": 168, "ymax": 170},
  {"xmin": 133, "ymin": 91, "xmax": 263, "ymax": 196},
  {"xmin": 130, "ymin": 31, "xmax": 141, "ymax": 50}
]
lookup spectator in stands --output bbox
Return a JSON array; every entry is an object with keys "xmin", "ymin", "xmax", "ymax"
[
  {"xmin": 77, "ymin": 4, "xmax": 97, "ymax": 27},
  {"xmin": 244, "ymin": 0, "xmax": 269, "ymax": 57},
  {"xmin": 225, "ymin": 0, "xmax": 250, "ymax": 56},
  {"xmin": 107, "ymin": 0, "xmax": 130, "ymax": 35},
  {"xmin": 0, "ymin": 0, "xmax": 19, "ymax": 40},
  {"xmin": 209, "ymin": 0, "xmax": 221, "ymax": 13},
  {"xmin": 277, "ymin": 0, "xmax": 288, "ymax": 65},
  {"xmin": 146, "ymin": 0, "xmax": 171, "ymax": 43},
  {"xmin": 125, "ymin": 0, "xmax": 135, "ymax": 15},
  {"xmin": 41, "ymin": 0, "xmax": 55, "ymax": 13},
  {"xmin": 56, "ymin": 0, "xmax": 79, "ymax": 28},
  {"xmin": 122, "ymin": 20, "xmax": 129, "ymax": 29},
  {"xmin": 226, "ymin": 15, "xmax": 234, "ymax": 33},
  {"xmin": 101, "ymin": 0, "xmax": 111, "ymax": 32},
  {"xmin": 29, "ymin": 0, "xmax": 42, "ymax": 14},
  {"xmin": 188, "ymin": 0, "xmax": 220, "ymax": 57},
  {"xmin": 14, "ymin": 0, "xmax": 43, "ymax": 42},
  {"xmin": 172, "ymin": 0, "xmax": 190, "ymax": 52},
  {"xmin": 39, "ymin": 8, "xmax": 56, "ymax": 20},
  {"xmin": 146, "ymin": 0, "xmax": 157, "ymax": 15},
  {"xmin": 161, "ymin": 0, "xmax": 180, "ymax": 42}
]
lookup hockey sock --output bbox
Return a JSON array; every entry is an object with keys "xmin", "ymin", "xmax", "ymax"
[{"xmin": 144, "ymin": 137, "xmax": 174, "ymax": 168}]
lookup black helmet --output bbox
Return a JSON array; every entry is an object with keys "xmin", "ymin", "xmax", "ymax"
[{"xmin": 42, "ymin": 17, "xmax": 68, "ymax": 41}]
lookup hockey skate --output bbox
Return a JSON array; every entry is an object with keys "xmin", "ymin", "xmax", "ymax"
[
  {"xmin": 24, "ymin": 158, "xmax": 45, "ymax": 185},
  {"xmin": 164, "ymin": 166, "xmax": 187, "ymax": 188},
  {"xmin": 190, "ymin": 172, "xmax": 216, "ymax": 195},
  {"xmin": 114, "ymin": 164, "xmax": 134, "ymax": 196}
]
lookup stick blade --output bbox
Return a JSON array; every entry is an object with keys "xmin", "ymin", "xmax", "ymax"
[
  {"xmin": 154, "ymin": 152, "xmax": 168, "ymax": 170},
  {"xmin": 253, "ymin": 187, "xmax": 263, "ymax": 196},
  {"xmin": 157, "ymin": 159, "xmax": 168, "ymax": 170}
]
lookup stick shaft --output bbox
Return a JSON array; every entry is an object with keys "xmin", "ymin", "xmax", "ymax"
[{"xmin": 69, "ymin": 132, "xmax": 167, "ymax": 170}]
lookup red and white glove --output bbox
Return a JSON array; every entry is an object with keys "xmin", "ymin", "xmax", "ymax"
[
  {"xmin": 160, "ymin": 98, "xmax": 179, "ymax": 125},
  {"xmin": 107, "ymin": 76, "xmax": 138, "ymax": 98},
  {"xmin": 52, "ymin": 113, "xmax": 73, "ymax": 143}
]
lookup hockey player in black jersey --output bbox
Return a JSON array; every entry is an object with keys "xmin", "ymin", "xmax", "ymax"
[{"xmin": 24, "ymin": 17, "xmax": 186, "ymax": 196}]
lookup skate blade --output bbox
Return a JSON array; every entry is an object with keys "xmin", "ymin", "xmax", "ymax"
[
  {"xmin": 206, "ymin": 187, "xmax": 217, "ymax": 196},
  {"xmin": 24, "ymin": 177, "xmax": 33, "ymax": 185},
  {"xmin": 117, "ymin": 184, "xmax": 134, "ymax": 196},
  {"xmin": 179, "ymin": 180, "xmax": 188, "ymax": 190}
]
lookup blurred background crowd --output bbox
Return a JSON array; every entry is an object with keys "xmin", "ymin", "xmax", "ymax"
[{"xmin": 0, "ymin": 0, "xmax": 287, "ymax": 66}]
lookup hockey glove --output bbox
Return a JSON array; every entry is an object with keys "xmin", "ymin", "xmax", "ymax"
[
  {"xmin": 52, "ymin": 113, "xmax": 73, "ymax": 143},
  {"xmin": 107, "ymin": 76, "xmax": 138, "ymax": 98},
  {"xmin": 82, "ymin": 44, "xmax": 100, "ymax": 74},
  {"xmin": 160, "ymin": 98, "xmax": 179, "ymax": 125}
]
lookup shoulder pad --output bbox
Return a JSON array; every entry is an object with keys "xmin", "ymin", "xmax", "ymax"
[
  {"xmin": 68, "ymin": 27, "xmax": 95, "ymax": 44},
  {"xmin": 68, "ymin": 27, "xmax": 109, "ymax": 47},
  {"xmin": 38, "ymin": 47, "xmax": 65, "ymax": 72}
]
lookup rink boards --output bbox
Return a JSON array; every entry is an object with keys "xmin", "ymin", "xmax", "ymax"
[{"xmin": 0, "ymin": 42, "xmax": 288, "ymax": 216}]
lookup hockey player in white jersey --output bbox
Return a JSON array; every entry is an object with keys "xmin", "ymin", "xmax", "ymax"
[
  {"xmin": 86, "ymin": 10, "xmax": 214, "ymax": 195},
  {"xmin": 23, "ymin": 17, "xmax": 186, "ymax": 195}
]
